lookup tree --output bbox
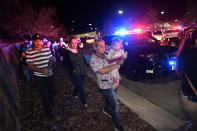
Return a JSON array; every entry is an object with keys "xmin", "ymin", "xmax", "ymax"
[
  {"xmin": 182, "ymin": 0, "xmax": 197, "ymax": 25},
  {"xmin": 0, "ymin": 0, "xmax": 68, "ymax": 41}
]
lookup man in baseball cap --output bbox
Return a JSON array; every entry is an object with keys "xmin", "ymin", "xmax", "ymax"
[
  {"xmin": 26, "ymin": 33, "xmax": 56, "ymax": 119},
  {"xmin": 32, "ymin": 33, "xmax": 42, "ymax": 41}
]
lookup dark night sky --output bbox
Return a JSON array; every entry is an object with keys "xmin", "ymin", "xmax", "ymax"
[
  {"xmin": 45, "ymin": 0, "xmax": 187, "ymax": 31},
  {"xmin": 1, "ymin": 0, "xmax": 188, "ymax": 32},
  {"xmin": 51, "ymin": 0, "xmax": 187, "ymax": 21}
]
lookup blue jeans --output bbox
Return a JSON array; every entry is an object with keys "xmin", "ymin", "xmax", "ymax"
[
  {"xmin": 72, "ymin": 74, "xmax": 86, "ymax": 104},
  {"xmin": 100, "ymin": 88, "xmax": 121, "ymax": 128}
]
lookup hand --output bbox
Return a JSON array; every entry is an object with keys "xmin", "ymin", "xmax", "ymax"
[
  {"xmin": 114, "ymin": 64, "xmax": 121, "ymax": 69},
  {"xmin": 121, "ymin": 52, "xmax": 128, "ymax": 60},
  {"xmin": 42, "ymin": 68, "xmax": 50, "ymax": 76},
  {"xmin": 117, "ymin": 59, "xmax": 124, "ymax": 65},
  {"xmin": 122, "ymin": 55, "xmax": 126, "ymax": 59},
  {"xmin": 124, "ymin": 51, "xmax": 128, "ymax": 59}
]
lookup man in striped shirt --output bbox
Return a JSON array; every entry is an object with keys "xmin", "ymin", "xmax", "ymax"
[{"xmin": 26, "ymin": 33, "xmax": 55, "ymax": 119}]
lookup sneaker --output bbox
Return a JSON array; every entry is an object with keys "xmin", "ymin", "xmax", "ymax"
[
  {"xmin": 103, "ymin": 109, "xmax": 112, "ymax": 118},
  {"xmin": 72, "ymin": 96, "xmax": 78, "ymax": 103},
  {"xmin": 49, "ymin": 122, "xmax": 59, "ymax": 131},
  {"xmin": 74, "ymin": 96, "xmax": 78, "ymax": 99},
  {"xmin": 72, "ymin": 98, "xmax": 78, "ymax": 103},
  {"xmin": 84, "ymin": 104, "xmax": 88, "ymax": 109},
  {"xmin": 115, "ymin": 125, "xmax": 124, "ymax": 131}
]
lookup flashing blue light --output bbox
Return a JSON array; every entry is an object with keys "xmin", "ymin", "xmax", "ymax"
[
  {"xmin": 169, "ymin": 60, "xmax": 176, "ymax": 66},
  {"xmin": 115, "ymin": 28, "xmax": 127, "ymax": 36},
  {"xmin": 178, "ymin": 26, "xmax": 182, "ymax": 30}
]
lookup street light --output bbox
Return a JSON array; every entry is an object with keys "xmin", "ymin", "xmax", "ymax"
[
  {"xmin": 118, "ymin": 10, "xmax": 123, "ymax": 15},
  {"xmin": 89, "ymin": 24, "xmax": 92, "ymax": 26},
  {"xmin": 160, "ymin": 11, "xmax": 165, "ymax": 29}
]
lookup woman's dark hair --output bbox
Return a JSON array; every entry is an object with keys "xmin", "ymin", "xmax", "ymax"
[
  {"xmin": 68, "ymin": 36, "xmax": 84, "ymax": 53},
  {"xmin": 69, "ymin": 36, "xmax": 77, "ymax": 44}
]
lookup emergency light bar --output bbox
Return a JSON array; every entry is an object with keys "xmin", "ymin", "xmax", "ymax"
[{"xmin": 115, "ymin": 28, "xmax": 142, "ymax": 36}]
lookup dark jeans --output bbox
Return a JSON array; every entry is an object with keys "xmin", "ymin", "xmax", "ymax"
[
  {"xmin": 72, "ymin": 74, "xmax": 86, "ymax": 104},
  {"xmin": 34, "ymin": 75, "xmax": 56, "ymax": 118},
  {"xmin": 100, "ymin": 88, "xmax": 121, "ymax": 128}
]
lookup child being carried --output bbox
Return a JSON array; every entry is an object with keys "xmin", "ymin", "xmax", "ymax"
[{"xmin": 105, "ymin": 38, "xmax": 127, "ymax": 84}]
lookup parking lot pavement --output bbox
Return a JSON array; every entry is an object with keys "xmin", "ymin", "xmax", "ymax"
[{"xmin": 119, "ymin": 75, "xmax": 185, "ymax": 120}]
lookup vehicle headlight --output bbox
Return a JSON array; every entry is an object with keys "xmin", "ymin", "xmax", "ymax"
[
  {"xmin": 166, "ymin": 53, "xmax": 177, "ymax": 66},
  {"xmin": 168, "ymin": 59, "xmax": 176, "ymax": 66}
]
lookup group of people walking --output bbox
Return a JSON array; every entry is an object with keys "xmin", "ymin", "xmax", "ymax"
[
  {"xmin": 24, "ymin": 33, "xmax": 126, "ymax": 131},
  {"xmin": 22, "ymin": 27, "xmax": 197, "ymax": 130}
]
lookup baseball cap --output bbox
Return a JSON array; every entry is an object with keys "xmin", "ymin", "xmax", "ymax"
[{"xmin": 32, "ymin": 33, "xmax": 42, "ymax": 40}]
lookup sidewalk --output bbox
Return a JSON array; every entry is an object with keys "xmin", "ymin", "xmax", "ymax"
[
  {"xmin": 87, "ymin": 69, "xmax": 185, "ymax": 131},
  {"xmin": 20, "ymin": 63, "xmax": 156, "ymax": 131}
]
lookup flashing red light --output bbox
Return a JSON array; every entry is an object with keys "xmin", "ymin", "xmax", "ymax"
[
  {"xmin": 133, "ymin": 28, "xmax": 142, "ymax": 33},
  {"xmin": 128, "ymin": 28, "xmax": 142, "ymax": 34},
  {"xmin": 173, "ymin": 26, "xmax": 182, "ymax": 30},
  {"xmin": 115, "ymin": 28, "xmax": 142, "ymax": 35}
]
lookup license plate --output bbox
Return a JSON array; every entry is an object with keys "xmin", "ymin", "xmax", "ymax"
[{"xmin": 146, "ymin": 70, "xmax": 154, "ymax": 74}]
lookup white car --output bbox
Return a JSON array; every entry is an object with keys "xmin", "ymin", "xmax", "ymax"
[
  {"xmin": 163, "ymin": 29, "xmax": 180, "ymax": 39},
  {"xmin": 152, "ymin": 30, "xmax": 163, "ymax": 41}
]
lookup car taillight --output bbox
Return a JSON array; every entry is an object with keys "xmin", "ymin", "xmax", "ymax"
[{"xmin": 139, "ymin": 54, "xmax": 145, "ymax": 57}]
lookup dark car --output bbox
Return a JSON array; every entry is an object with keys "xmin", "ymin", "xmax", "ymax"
[{"xmin": 103, "ymin": 34, "xmax": 177, "ymax": 80}]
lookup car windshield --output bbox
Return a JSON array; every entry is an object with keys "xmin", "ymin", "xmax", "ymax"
[
  {"xmin": 153, "ymin": 31, "xmax": 162, "ymax": 35},
  {"xmin": 122, "ymin": 35, "xmax": 156, "ymax": 47}
]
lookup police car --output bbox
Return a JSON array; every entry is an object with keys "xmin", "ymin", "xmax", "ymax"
[
  {"xmin": 152, "ymin": 30, "xmax": 164, "ymax": 41},
  {"xmin": 103, "ymin": 32, "xmax": 177, "ymax": 80}
]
